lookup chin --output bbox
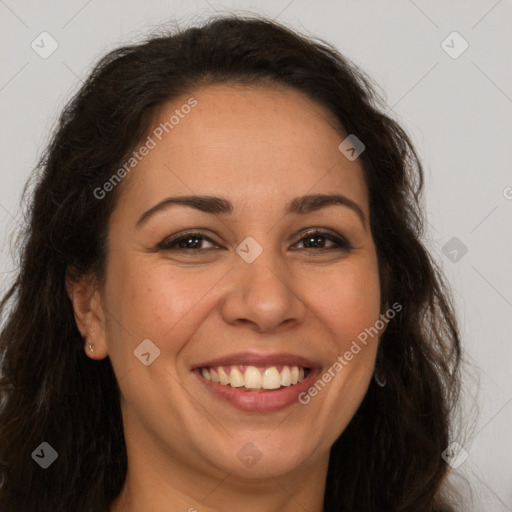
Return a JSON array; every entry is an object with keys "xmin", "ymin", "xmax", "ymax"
[{"xmin": 202, "ymin": 432, "xmax": 321, "ymax": 480}]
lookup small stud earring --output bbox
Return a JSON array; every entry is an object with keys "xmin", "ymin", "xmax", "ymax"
[{"xmin": 85, "ymin": 341, "xmax": 94, "ymax": 352}]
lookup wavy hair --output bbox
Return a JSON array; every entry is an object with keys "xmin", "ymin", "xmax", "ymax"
[{"xmin": 0, "ymin": 15, "xmax": 464, "ymax": 511}]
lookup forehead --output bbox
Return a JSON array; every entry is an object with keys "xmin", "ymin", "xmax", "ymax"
[{"xmin": 116, "ymin": 83, "xmax": 369, "ymax": 218}]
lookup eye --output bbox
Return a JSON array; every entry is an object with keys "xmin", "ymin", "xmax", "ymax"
[
  {"xmin": 157, "ymin": 231, "xmax": 219, "ymax": 252},
  {"xmin": 156, "ymin": 229, "xmax": 352, "ymax": 254},
  {"xmin": 292, "ymin": 229, "xmax": 352, "ymax": 252}
]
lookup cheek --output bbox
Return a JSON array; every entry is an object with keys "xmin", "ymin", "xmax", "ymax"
[
  {"xmin": 104, "ymin": 256, "xmax": 224, "ymax": 346},
  {"xmin": 104, "ymin": 245, "xmax": 381, "ymax": 361},
  {"xmin": 306, "ymin": 258, "xmax": 382, "ymax": 347}
]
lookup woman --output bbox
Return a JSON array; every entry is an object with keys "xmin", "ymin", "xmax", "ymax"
[{"xmin": 0, "ymin": 15, "xmax": 465, "ymax": 512}]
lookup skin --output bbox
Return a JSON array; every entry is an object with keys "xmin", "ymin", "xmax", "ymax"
[{"xmin": 67, "ymin": 83, "xmax": 386, "ymax": 512}]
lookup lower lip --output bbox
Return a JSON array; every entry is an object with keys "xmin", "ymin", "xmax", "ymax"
[{"xmin": 193, "ymin": 368, "xmax": 321, "ymax": 412}]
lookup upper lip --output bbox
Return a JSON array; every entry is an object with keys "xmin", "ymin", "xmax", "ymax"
[{"xmin": 191, "ymin": 351, "xmax": 321, "ymax": 370}]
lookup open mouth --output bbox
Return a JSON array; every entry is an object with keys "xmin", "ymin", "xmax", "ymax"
[{"xmin": 198, "ymin": 365, "xmax": 310, "ymax": 392}]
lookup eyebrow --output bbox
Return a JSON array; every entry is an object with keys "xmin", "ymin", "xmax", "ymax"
[{"xmin": 135, "ymin": 193, "xmax": 367, "ymax": 229}]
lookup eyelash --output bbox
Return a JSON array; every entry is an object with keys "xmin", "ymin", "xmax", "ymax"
[{"xmin": 157, "ymin": 229, "xmax": 352, "ymax": 254}]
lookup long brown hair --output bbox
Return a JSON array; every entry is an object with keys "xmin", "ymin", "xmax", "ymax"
[{"xmin": 0, "ymin": 15, "xmax": 464, "ymax": 511}]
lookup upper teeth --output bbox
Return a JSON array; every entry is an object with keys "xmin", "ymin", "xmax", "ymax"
[{"xmin": 200, "ymin": 365, "xmax": 306, "ymax": 390}]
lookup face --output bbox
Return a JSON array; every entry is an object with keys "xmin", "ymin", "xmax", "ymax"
[{"xmin": 79, "ymin": 84, "xmax": 384, "ymax": 495}]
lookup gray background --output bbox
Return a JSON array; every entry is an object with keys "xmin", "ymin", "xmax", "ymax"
[{"xmin": 0, "ymin": 1, "xmax": 511, "ymax": 510}]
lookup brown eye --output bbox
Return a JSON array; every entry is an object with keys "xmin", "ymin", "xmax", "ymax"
[
  {"xmin": 293, "ymin": 230, "xmax": 352, "ymax": 252},
  {"xmin": 158, "ymin": 232, "xmax": 219, "ymax": 251},
  {"xmin": 156, "ymin": 229, "xmax": 352, "ymax": 254}
]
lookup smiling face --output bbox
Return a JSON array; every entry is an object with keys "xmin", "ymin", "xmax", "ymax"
[{"xmin": 74, "ymin": 83, "xmax": 384, "ymax": 506}]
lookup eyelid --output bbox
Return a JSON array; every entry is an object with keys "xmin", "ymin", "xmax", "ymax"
[{"xmin": 294, "ymin": 227, "xmax": 348, "ymax": 242}]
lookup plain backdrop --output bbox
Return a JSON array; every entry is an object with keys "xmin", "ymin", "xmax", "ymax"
[{"xmin": 0, "ymin": 1, "xmax": 511, "ymax": 510}]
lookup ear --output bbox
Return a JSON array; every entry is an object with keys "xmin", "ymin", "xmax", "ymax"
[{"xmin": 65, "ymin": 267, "xmax": 108, "ymax": 360}]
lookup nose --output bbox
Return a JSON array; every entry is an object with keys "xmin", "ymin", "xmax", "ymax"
[{"xmin": 220, "ymin": 248, "xmax": 307, "ymax": 333}]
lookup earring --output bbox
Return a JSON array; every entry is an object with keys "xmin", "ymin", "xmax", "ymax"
[
  {"xmin": 373, "ymin": 368, "xmax": 386, "ymax": 387},
  {"xmin": 373, "ymin": 355, "xmax": 386, "ymax": 387},
  {"xmin": 84, "ymin": 341, "xmax": 94, "ymax": 352}
]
